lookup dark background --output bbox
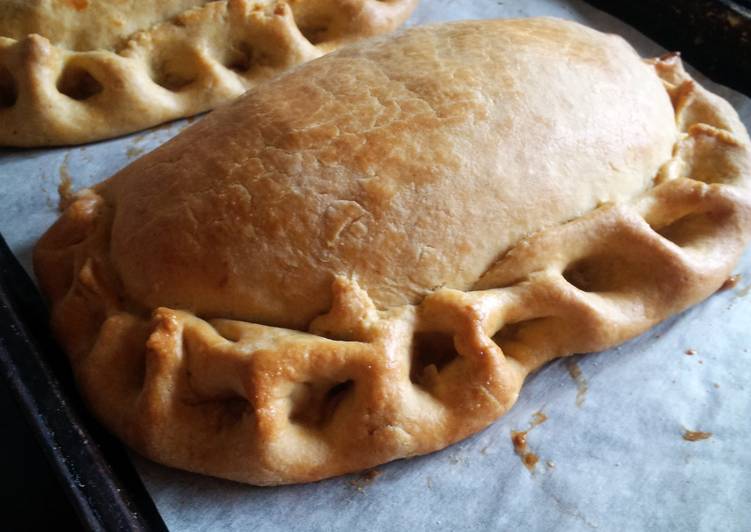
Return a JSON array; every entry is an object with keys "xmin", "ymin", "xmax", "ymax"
[{"xmin": 0, "ymin": 383, "xmax": 79, "ymax": 531}]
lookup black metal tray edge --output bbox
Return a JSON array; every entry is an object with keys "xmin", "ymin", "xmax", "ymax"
[
  {"xmin": 585, "ymin": 0, "xmax": 751, "ymax": 97},
  {"xmin": 0, "ymin": 233, "xmax": 167, "ymax": 532}
]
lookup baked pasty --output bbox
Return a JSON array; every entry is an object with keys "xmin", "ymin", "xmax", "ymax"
[
  {"xmin": 34, "ymin": 18, "xmax": 751, "ymax": 485},
  {"xmin": 0, "ymin": 0, "xmax": 417, "ymax": 147}
]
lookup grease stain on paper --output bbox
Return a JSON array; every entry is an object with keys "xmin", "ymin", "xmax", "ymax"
[
  {"xmin": 565, "ymin": 359, "xmax": 588, "ymax": 407},
  {"xmin": 511, "ymin": 410, "xmax": 548, "ymax": 471},
  {"xmin": 58, "ymin": 153, "xmax": 76, "ymax": 210}
]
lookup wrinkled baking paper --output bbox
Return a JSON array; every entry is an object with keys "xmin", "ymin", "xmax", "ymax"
[{"xmin": 1, "ymin": 1, "xmax": 749, "ymax": 530}]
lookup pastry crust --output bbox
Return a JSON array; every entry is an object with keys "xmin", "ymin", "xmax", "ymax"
[
  {"xmin": 0, "ymin": 0, "xmax": 418, "ymax": 146},
  {"xmin": 34, "ymin": 19, "xmax": 751, "ymax": 485}
]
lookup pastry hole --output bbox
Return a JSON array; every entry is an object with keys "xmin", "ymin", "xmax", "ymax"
[
  {"xmin": 0, "ymin": 65, "xmax": 17, "ymax": 107},
  {"xmin": 493, "ymin": 318, "xmax": 551, "ymax": 347},
  {"xmin": 171, "ymin": 15, "xmax": 188, "ymax": 28},
  {"xmin": 216, "ymin": 397, "xmax": 250, "ymax": 429},
  {"xmin": 212, "ymin": 322, "xmax": 244, "ymax": 343},
  {"xmin": 298, "ymin": 17, "xmax": 332, "ymax": 45},
  {"xmin": 492, "ymin": 317, "xmax": 564, "ymax": 364},
  {"xmin": 224, "ymin": 42, "xmax": 254, "ymax": 73},
  {"xmin": 563, "ymin": 255, "xmax": 608, "ymax": 292},
  {"xmin": 409, "ymin": 331, "xmax": 460, "ymax": 386},
  {"xmin": 494, "ymin": 320, "xmax": 535, "ymax": 347},
  {"xmin": 289, "ymin": 379, "xmax": 354, "ymax": 428},
  {"xmin": 56, "ymin": 65, "xmax": 103, "ymax": 101},
  {"xmin": 655, "ymin": 211, "xmax": 720, "ymax": 248},
  {"xmin": 563, "ymin": 254, "xmax": 635, "ymax": 293},
  {"xmin": 300, "ymin": 25, "xmax": 329, "ymax": 44},
  {"xmin": 188, "ymin": 396, "xmax": 250, "ymax": 432},
  {"xmin": 151, "ymin": 50, "xmax": 200, "ymax": 91}
]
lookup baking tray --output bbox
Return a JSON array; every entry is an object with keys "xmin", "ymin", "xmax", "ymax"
[
  {"xmin": 0, "ymin": 234, "xmax": 167, "ymax": 531},
  {"xmin": 0, "ymin": 1, "xmax": 749, "ymax": 529}
]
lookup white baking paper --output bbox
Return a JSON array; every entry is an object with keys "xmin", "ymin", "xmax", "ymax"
[{"xmin": 1, "ymin": 1, "xmax": 749, "ymax": 530}]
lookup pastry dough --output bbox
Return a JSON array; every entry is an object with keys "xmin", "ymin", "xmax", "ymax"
[
  {"xmin": 0, "ymin": 0, "xmax": 418, "ymax": 146},
  {"xmin": 33, "ymin": 18, "xmax": 751, "ymax": 485}
]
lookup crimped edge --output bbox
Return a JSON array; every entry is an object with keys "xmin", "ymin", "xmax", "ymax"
[{"xmin": 0, "ymin": 0, "xmax": 418, "ymax": 147}]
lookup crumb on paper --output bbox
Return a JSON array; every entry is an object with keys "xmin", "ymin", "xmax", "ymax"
[
  {"xmin": 713, "ymin": 383, "xmax": 720, "ymax": 389},
  {"xmin": 546, "ymin": 460, "xmax": 556, "ymax": 469},
  {"xmin": 349, "ymin": 469, "xmax": 382, "ymax": 492},
  {"xmin": 685, "ymin": 348, "xmax": 697, "ymax": 356},
  {"xmin": 682, "ymin": 430, "xmax": 712, "ymax": 442}
]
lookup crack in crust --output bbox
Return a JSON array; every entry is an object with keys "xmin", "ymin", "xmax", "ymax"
[
  {"xmin": 0, "ymin": 0, "xmax": 418, "ymax": 146},
  {"xmin": 33, "ymin": 55, "xmax": 751, "ymax": 485}
]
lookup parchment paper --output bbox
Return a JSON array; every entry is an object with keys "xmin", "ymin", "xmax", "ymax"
[{"xmin": 1, "ymin": 1, "xmax": 750, "ymax": 530}]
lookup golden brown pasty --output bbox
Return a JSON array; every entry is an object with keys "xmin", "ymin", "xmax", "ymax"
[
  {"xmin": 0, "ymin": 0, "xmax": 418, "ymax": 146},
  {"xmin": 34, "ymin": 18, "xmax": 751, "ymax": 485}
]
